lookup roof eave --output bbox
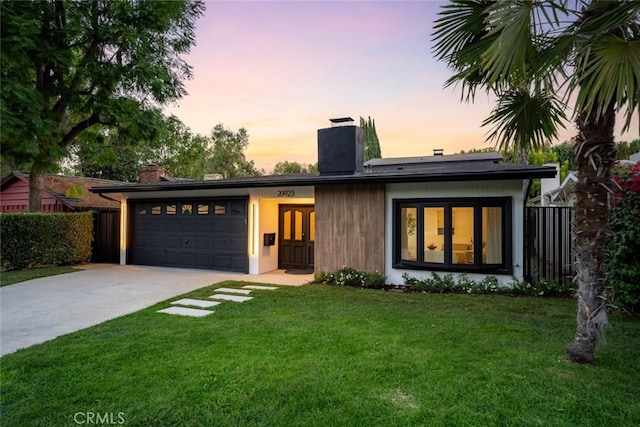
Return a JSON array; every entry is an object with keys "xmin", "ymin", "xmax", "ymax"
[{"xmin": 90, "ymin": 167, "xmax": 556, "ymax": 194}]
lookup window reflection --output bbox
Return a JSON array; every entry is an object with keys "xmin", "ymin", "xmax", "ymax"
[{"xmin": 400, "ymin": 207, "xmax": 417, "ymax": 261}]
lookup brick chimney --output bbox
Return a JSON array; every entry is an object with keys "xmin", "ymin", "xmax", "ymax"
[{"xmin": 139, "ymin": 164, "xmax": 165, "ymax": 183}]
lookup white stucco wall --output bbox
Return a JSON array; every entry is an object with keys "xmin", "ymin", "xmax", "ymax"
[
  {"xmin": 384, "ymin": 180, "xmax": 526, "ymax": 286},
  {"xmin": 248, "ymin": 186, "xmax": 314, "ymax": 274}
]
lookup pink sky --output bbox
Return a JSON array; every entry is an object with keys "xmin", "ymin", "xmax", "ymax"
[{"xmin": 164, "ymin": 0, "xmax": 639, "ymax": 172}]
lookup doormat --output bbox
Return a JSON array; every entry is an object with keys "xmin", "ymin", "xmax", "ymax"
[{"xmin": 285, "ymin": 269, "xmax": 314, "ymax": 275}]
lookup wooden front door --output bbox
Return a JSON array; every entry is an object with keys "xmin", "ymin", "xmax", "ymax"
[{"xmin": 278, "ymin": 205, "xmax": 315, "ymax": 270}]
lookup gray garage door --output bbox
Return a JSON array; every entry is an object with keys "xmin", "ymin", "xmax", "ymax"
[{"xmin": 131, "ymin": 199, "xmax": 248, "ymax": 272}]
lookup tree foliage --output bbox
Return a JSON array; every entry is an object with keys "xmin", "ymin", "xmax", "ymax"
[
  {"xmin": 360, "ymin": 116, "xmax": 382, "ymax": 161},
  {"xmin": 605, "ymin": 162, "xmax": 640, "ymax": 314},
  {"xmin": 0, "ymin": 0, "xmax": 204, "ymax": 209},
  {"xmin": 272, "ymin": 161, "xmax": 316, "ymax": 175},
  {"xmin": 205, "ymin": 124, "xmax": 260, "ymax": 179},
  {"xmin": 67, "ymin": 118, "xmax": 260, "ymax": 181}
]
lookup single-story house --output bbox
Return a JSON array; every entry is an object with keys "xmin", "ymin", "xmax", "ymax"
[
  {"xmin": 0, "ymin": 171, "xmax": 121, "ymax": 213},
  {"xmin": 91, "ymin": 119, "xmax": 556, "ymax": 285}
]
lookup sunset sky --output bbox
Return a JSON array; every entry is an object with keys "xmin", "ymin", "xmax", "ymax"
[{"xmin": 164, "ymin": 0, "xmax": 639, "ymax": 172}]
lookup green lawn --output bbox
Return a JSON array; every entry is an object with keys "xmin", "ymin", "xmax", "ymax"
[
  {"xmin": 1, "ymin": 282, "xmax": 639, "ymax": 426},
  {"xmin": 0, "ymin": 265, "xmax": 79, "ymax": 287}
]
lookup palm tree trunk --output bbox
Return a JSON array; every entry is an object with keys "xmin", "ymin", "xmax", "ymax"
[{"xmin": 565, "ymin": 106, "xmax": 616, "ymax": 363}]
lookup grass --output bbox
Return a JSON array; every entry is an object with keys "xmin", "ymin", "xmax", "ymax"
[
  {"xmin": 1, "ymin": 282, "xmax": 639, "ymax": 426},
  {"xmin": 0, "ymin": 265, "xmax": 79, "ymax": 287}
]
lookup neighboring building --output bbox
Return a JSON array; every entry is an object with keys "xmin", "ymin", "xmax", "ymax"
[
  {"xmin": 0, "ymin": 172, "xmax": 122, "ymax": 212},
  {"xmin": 538, "ymin": 153, "xmax": 640, "ymax": 207},
  {"xmin": 91, "ymin": 118, "xmax": 556, "ymax": 285}
]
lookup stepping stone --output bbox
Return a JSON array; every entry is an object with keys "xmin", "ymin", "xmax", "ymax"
[
  {"xmin": 214, "ymin": 287, "xmax": 252, "ymax": 295},
  {"xmin": 171, "ymin": 298, "xmax": 221, "ymax": 309},
  {"xmin": 242, "ymin": 285, "xmax": 278, "ymax": 291},
  {"xmin": 157, "ymin": 307, "xmax": 214, "ymax": 317},
  {"xmin": 208, "ymin": 294, "xmax": 253, "ymax": 303}
]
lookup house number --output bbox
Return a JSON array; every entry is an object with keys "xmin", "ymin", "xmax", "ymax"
[{"xmin": 277, "ymin": 190, "xmax": 294, "ymax": 197}]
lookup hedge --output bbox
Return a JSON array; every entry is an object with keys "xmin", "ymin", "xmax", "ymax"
[{"xmin": 0, "ymin": 212, "xmax": 93, "ymax": 270}]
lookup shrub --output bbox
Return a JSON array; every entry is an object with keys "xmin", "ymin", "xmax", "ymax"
[
  {"xmin": 320, "ymin": 267, "xmax": 386, "ymax": 289},
  {"xmin": 313, "ymin": 271, "xmax": 329, "ymax": 283},
  {"xmin": 0, "ymin": 212, "xmax": 93, "ymax": 270},
  {"xmin": 362, "ymin": 271, "xmax": 385, "ymax": 289},
  {"xmin": 605, "ymin": 162, "xmax": 640, "ymax": 313},
  {"xmin": 402, "ymin": 273, "xmax": 574, "ymax": 298}
]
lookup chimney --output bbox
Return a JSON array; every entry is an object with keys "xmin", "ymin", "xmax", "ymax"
[
  {"xmin": 540, "ymin": 163, "xmax": 560, "ymax": 206},
  {"xmin": 317, "ymin": 117, "xmax": 364, "ymax": 176},
  {"xmin": 139, "ymin": 164, "xmax": 165, "ymax": 183}
]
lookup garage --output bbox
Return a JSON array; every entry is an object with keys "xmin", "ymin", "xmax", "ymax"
[{"xmin": 130, "ymin": 198, "xmax": 248, "ymax": 272}]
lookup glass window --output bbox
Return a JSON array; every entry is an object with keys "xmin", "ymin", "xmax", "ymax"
[
  {"xmin": 395, "ymin": 199, "xmax": 510, "ymax": 274},
  {"xmin": 400, "ymin": 207, "xmax": 417, "ymax": 262},
  {"xmin": 138, "ymin": 207, "xmax": 146, "ymax": 215},
  {"xmin": 309, "ymin": 211, "xmax": 316, "ymax": 242},
  {"xmin": 198, "ymin": 204, "xmax": 209, "ymax": 215},
  {"xmin": 166, "ymin": 204, "xmax": 176, "ymax": 215},
  {"xmin": 283, "ymin": 210, "xmax": 291, "ymax": 240},
  {"xmin": 214, "ymin": 204, "xmax": 226, "ymax": 215},
  {"xmin": 424, "ymin": 207, "xmax": 444, "ymax": 263},
  {"xmin": 294, "ymin": 210, "xmax": 303, "ymax": 240},
  {"xmin": 181, "ymin": 204, "xmax": 193, "ymax": 215},
  {"xmin": 483, "ymin": 207, "xmax": 503, "ymax": 264},
  {"xmin": 151, "ymin": 205, "xmax": 161, "ymax": 215},
  {"xmin": 452, "ymin": 207, "xmax": 473, "ymax": 264}
]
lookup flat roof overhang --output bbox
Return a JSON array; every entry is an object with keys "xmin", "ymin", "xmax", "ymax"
[{"xmin": 90, "ymin": 165, "xmax": 557, "ymax": 195}]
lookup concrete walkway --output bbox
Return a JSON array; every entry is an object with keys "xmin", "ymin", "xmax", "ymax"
[{"xmin": 0, "ymin": 264, "xmax": 312, "ymax": 357}]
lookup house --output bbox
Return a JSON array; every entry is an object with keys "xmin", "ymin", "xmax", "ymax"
[
  {"xmin": 1, "ymin": 172, "xmax": 126, "ymax": 263},
  {"xmin": 538, "ymin": 154, "xmax": 640, "ymax": 207},
  {"xmin": 0, "ymin": 171, "xmax": 122, "ymax": 212},
  {"xmin": 90, "ymin": 118, "xmax": 556, "ymax": 285}
]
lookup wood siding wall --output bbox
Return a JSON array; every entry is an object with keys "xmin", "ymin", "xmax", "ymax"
[
  {"xmin": 0, "ymin": 179, "xmax": 65, "ymax": 212},
  {"xmin": 315, "ymin": 183, "xmax": 385, "ymax": 274}
]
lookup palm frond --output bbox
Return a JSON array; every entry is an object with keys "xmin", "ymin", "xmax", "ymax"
[
  {"xmin": 575, "ymin": 35, "xmax": 640, "ymax": 132},
  {"xmin": 574, "ymin": 1, "xmax": 640, "ymax": 40},
  {"xmin": 432, "ymin": 0, "xmax": 497, "ymax": 100},
  {"xmin": 482, "ymin": 87, "xmax": 567, "ymax": 152},
  {"xmin": 480, "ymin": 1, "xmax": 537, "ymax": 86},
  {"xmin": 432, "ymin": 0, "xmax": 493, "ymax": 61}
]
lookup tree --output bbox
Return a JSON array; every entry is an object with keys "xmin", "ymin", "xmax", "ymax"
[
  {"xmin": 360, "ymin": 116, "xmax": 382, "ymax": 161},
  {"xmin": 66, "ymin": 117, "xmax": 260, "ymax": 181},
  {"xmin": 272, "ymin": 161, "xmax": 316, "ymax": 175},
  {"xmin": 0, "ymin": 0, "xmax": 204, "ymax": 210},
  {"xmin": 67, "ymin": 110, "xmax": 167, "ymax": 182},
  {"xmin": 433, "ymin": 1, "xmax": 640, "ymax": 363},
  {"xmin": 147, "ymin": 115, "xmax": 211, "ymax": 180},
  {"xmin": 205, "ymin": 124, "xmax": 260, "ymax": 179},
  {"xmin": 615, "ymin": 138, "xmax": 640, "ymax": 160}
]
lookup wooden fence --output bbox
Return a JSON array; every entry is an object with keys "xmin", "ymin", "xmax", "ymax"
[{"xmin": 524, "ymin": 207, "xmax": 574, "ymax": 286}]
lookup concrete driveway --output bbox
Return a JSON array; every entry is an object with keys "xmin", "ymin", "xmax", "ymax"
[{"xmin": 0, "ymin": 264, "xmax": 311, "ymax": 357}]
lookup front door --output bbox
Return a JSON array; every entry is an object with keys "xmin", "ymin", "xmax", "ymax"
[{"xmin": 278, "ymin": 205, "xmax": 315, "ymax": 270}]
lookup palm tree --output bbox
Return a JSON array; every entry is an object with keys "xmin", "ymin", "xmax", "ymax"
[{"xmin": 433, "ymin": 0, "xmax": 639, "ymax": 363}]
